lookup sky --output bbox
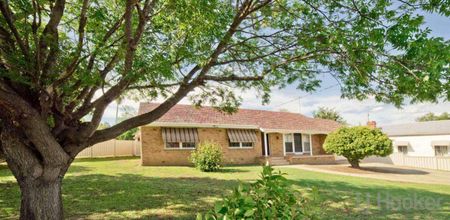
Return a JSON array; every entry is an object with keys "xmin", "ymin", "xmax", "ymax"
[{"xmin": 101, "ymin": 10, "xmax": 450, "ymax": 127}]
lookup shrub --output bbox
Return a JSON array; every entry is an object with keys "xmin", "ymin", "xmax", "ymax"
[
  {"xmin": 190, "ymin": 142, "xmax": 223, "ymax": 172},
  {"xmin": 197, "ymin": 166, "xmax": 318, "ymax": 219},
  {"xmin": 324, "ymin": 126, "xmax": 393, "ymax": 168}
]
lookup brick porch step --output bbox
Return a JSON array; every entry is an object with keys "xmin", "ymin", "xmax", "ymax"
[{"xmin": 269, "ymin": 157, "xmax": 290, "ymax": 166}]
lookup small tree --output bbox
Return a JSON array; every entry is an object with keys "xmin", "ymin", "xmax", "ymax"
[
  {"xmin": 324, "ymin": 126, "xmax": 392, "ymax": 168},
  {"xmin": 117, "ymin": 128, "xmax": 138, "ymax": 140},
  {"xmin": 313, "ymin": 107, "xmax": 346, "ymax": 124},
  {"xmin": 190, "ymin": 142, "xmax": 223, "ymax": 172},
  {"xmin": 416, "ymin": 112, "xmax": 450, "ymax": 122}
]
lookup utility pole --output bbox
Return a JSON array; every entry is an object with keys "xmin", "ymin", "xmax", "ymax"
[{"xmin": 299, "ymin": 98, "xmax": 301, "ymax": 114}]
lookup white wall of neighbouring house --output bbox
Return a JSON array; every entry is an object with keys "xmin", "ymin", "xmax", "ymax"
[{"xmin": 391, "ymin": 135, "xmax": 450, "ymax": 157}]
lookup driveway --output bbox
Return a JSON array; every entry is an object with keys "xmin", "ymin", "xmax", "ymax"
[{"xmin": 284, "ymin": 162, "xmax": 450, "ymax": 185}]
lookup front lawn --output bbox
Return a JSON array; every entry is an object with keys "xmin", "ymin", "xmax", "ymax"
[{"xmin": 0, "ymin": 157, "xmax": 449, "ymax": 219}]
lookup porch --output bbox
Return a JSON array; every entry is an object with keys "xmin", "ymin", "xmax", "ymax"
[{"xmin": 259, "ymin": 130, "xmax": 335, "ymax": 165}]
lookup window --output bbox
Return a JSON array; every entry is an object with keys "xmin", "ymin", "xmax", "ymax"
[
  {"xmin": 229, "ymin": 142, "xmax": 254, "ymax": 148},
  {"xmin": 294, "ymin": 133, "xmax": 302, "ymax": 152},
  {"xmin": 162, "ymin": 127, "xmax": 198, "ymax": 149},
  {"xmin": 284, "ymin": 133, "xmax": 311, "ymax": 154},
  {"xmin": 182, "ymin": 142, "xmax": 196, "ymax": 149},
  {"xmin": 284, "ymin": 134, "xmax": 293, "ymax": 152},
  {"xmin": 435, "ymin": 146, "xmax": 448, "ymax": 156},
  {"xmin": 166, "ymin": 142, "xmax": 180, "ymax": 149},
  {"xmin": 165, "ymin": 142, "xmax": 196, "ymax": 149},
  {"xmin": 302, "ymin": 134, "xmax": 311, "ymax": 152},
  {"xmin": 398, "ymin": 146, "xmax": 408, "ymax": 155}
]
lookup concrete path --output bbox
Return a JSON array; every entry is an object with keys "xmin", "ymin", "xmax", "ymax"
[{"xmin": 284, "ymin": 162, "xmax": 450, "ymax": 185}]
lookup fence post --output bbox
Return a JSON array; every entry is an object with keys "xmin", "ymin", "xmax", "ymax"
[
  {"xmin": 90, "ymin": 146, "xmax": 93, "ymax": 158},
  {"xmin": 435, "ymin": 156, "xmax": 438, "ymax": 170}
]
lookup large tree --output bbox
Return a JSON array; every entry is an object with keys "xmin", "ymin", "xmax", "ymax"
[{"xmin": 0, "ymin": 0, "xmax": 448, "ymax": 219}]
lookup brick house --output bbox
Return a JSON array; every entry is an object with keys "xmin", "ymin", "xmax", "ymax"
[{"xmin": 138, "ymin": 103, "xmax": 341, "ymax": 166}]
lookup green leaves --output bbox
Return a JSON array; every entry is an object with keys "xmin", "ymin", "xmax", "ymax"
[
  {"xmin": 190, "ymin": 141, "xmax": 223, "ymax": 172},
  {"xmin": 324, "ymin": 126, "xmax": 393, "ymax": 167},
  {"xmin": 313, "ymin": 107, "xmax": 347, "ymax": 124},
  {"xmin": 1, "ymin": 0, "xmax": 449, "ymax": 141},
  {"xmin": 199, "ymin": 166, "xmax": 317, "ymax": 219}
]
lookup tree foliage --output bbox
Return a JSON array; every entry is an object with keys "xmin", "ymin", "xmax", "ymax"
[
  {"xmin": 0, "ymin": 0, "xmax": 448, "ymax": 218},
  {"xmin": 416, "ymin": 112, "xmax": 450, "ymax": 122},
  {"xmin": 324, "ymin": 126, "xmax": 393, "ymax": 168},
  {"xmin": 117, "ymin": 128, "xmax": 138, "ymax": 140},
  {"xmin": 313, "ymin": 106, "xmax": 346, "ymax": 124},
  {"xmin": 198, "ymin": 166, "xmax": 318, "ymax": 219}
]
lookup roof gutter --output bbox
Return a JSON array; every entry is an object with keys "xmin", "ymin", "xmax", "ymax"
[{"xmin": 143, "ymin": 122, "xmax": 259, "ymax": 129}]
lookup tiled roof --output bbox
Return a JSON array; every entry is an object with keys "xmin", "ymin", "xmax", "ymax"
[
  {"xmin": 381, "ymin": 120, "xmax": 450, "ymax": 136},
  {"xmin": 138, "ymin": 103, "xmax": 341, "ymax": 134}
]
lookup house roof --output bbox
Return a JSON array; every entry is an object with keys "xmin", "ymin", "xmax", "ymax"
[
  {"xmin": 138, "ymin": 103, "xmax": 341, "ymax": 134},
  {"xmin": 381, "ymin": 120, "xmax": 450, "ymax": 136}
]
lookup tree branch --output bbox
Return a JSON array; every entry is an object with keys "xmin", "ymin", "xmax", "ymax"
[{"xmin": 0, "ymin": 1, "xmax": 30, "ymax": 58}]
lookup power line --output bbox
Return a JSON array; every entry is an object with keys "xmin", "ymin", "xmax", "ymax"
[{"xmin": 271, "ymin": 84, "xmax": 339, "ymax": 110}]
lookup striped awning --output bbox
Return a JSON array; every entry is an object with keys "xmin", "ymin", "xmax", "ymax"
[
  {"xmin": 161, "ymin": 128, "xmax": 199, "ymax": 143},
  {"xmin": 227, "ymin": 129, "xmax": 257, "ymax": 142},
  {"xmin": 431, "ymin": 140, "xmax": 450, "ymax": 146}
]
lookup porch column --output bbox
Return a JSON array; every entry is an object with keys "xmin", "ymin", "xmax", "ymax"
[
  {"xmin": 309, "ymin": 134, "xmax": 313, "ymax": 156},
  {"xmin": 264, "ymin": 132, "xmax": 269, "ymax": 157}
]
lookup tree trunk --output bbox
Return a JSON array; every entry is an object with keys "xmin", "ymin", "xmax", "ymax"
[
  {"xmin": 348, "ymin": 159, "xmax": 360, "ymax": 168},
  {"xmin": 18, "ymin": 178, "xmax": 64, "ymax": 220},
  {"xmin": 0, "ymin": 128, "xmax": 68, "ymax": 220}
]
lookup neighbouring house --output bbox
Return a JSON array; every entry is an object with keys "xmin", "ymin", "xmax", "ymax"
[
  {"xmin": 381, "ymin": 120, "xmax": 450, "ymax": 157},
  {"xmin": 137, "ymin": 103, "xmax": 341, "ymax": 166},
  {"xmin": 359, "ymin": 120, "xmax": 450, "ymax": 171}
]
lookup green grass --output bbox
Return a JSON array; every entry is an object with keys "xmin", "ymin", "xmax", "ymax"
[{"xmin": 0, "ymin": 157, "xmax": 449, "ymax": 219}]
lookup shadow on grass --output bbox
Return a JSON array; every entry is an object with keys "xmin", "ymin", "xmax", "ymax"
[
  {"xmin": 360, "ymin": 166, "xmax": 429, "ymax": 175},
  {"xmin": 1, "ymin": 162, "xmax": 449, "ymax": 219},
  {"xmin": 216, "ymin": 168, "xmax": 250, "ymax": 173},
  {"xmin": 62, "ymin": 174, "xmax": 239, "ymax": 219},
  {"xmin": 1, "ymin": 173, "xmax": 239, "ymax": 219},
  {"xmin": 289, "ymin": 178, "xmax": 450, "ymax": 219}
]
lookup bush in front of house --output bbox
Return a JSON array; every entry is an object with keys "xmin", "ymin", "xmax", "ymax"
[
  {"xmin": 324, "ymin": 126, "xmax": 393, "ymax": 168},
  {"xmin": 190, "ymin": 141, "xmax": 223, "ymax": 172},
  {"xmin": 197, "ymin": 166, "xmax": 318, "ymax": 219}
]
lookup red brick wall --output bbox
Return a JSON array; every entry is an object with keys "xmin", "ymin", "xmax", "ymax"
[
  {"xmin": 140, "ymin": 127, "xmax": 263, "ymax": 166},
  {"xmin": 312, "ymin": 134, "xmax": 328, "ymax": 155}
]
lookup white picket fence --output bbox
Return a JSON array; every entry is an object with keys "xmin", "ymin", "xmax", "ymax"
[
  {"xmin": 361, "ymin": 153, "xmax": 450, "ymax": 171},
  {"xmin": 77, "ymin": 140, "xmax": 141, "ymax": 158}
]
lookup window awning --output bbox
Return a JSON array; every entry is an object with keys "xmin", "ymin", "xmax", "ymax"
[
  {"xmin": 431, "ymin": 140, "xmax": 450, "ymax": 147},
  {"xmin": 227, "ymin": 129, "xmax": 257, "ymax": 142},
  {"xmin": 161, "ymin": 128, "xmax": 199, "ymax": 143},
  {"xmin": 393, "ymin": 141, "xmax": 410, "ymax": 146}
]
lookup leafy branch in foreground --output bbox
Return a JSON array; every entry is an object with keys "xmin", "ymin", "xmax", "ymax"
[{"xmin": 198, "ymin": 166, "xmax": 320, "ymax": 219}]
